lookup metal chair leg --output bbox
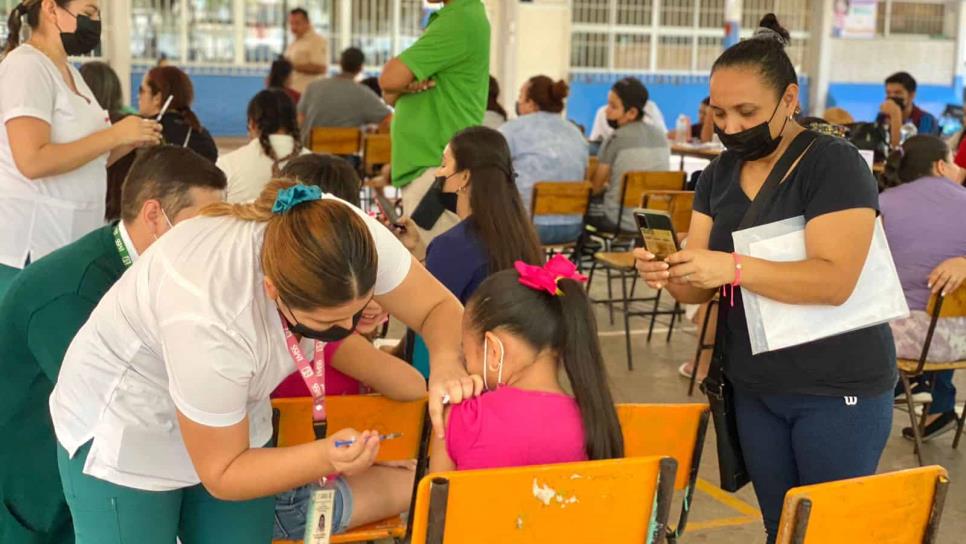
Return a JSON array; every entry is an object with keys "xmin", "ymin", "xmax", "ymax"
[
  {"xmin": 605, "ymin": 266, "xmax": 615, "ymax": 325},
  {"xmin": 621, "ymin": 268, "xmax": 633, "ymax": 371},
  {"xmin": 953, "ymin": 403, "xmax": 966, "ymax": 449},
  {"xmin": 901, "ymin": 372, "xmax": 926, "ymax": 465},
  {"xmin": 666, "ymin": 302, "xmax": 680, "ymax": 342},
  {"xmin": 647, "ymin": 289, "xmax": 663, "ymax": 342}
]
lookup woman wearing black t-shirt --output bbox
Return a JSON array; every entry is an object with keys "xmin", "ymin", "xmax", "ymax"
[{"xmin": 635, "ymin": 14, "xmax": 895, "ymax": 544}]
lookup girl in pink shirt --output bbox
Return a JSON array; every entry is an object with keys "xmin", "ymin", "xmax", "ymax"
[{"xmin": 431, "ymin": 256, "xmax": 625, "ymax": 473}]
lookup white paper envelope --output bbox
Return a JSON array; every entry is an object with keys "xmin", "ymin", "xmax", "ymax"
[{"xmin": 734, "ymin": 216, "xmax": 908, "ymax": 354}]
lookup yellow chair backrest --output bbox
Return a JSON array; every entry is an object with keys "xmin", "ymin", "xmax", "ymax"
[
  {"xmin": 530, "ymin": 181, "xmax": 592, "ymax": 218},
  {"xmin": 640, "ymin": 190, "xmax": 695, "ymax": 235},
  {"xmin": 409, "ymin": 456, "xmax": 677, "ymax": 544},
  {"xmin": 616, "ymin": 403, "xmax": 708, "ymax": 490},
  {"xmin": 585, "ymin": 156, "xmax": 599, "ymax": 181},
  {"xmin": 362, "ymin": 133, "xmax": 392, "ymax": 176},
  {"xmin": 928, "ymin": 285, "xmax": 966, "ymax": 319},
  {"xmin": 775, "ymin": 465, "xmax": 949, "ymax": 544},
  {"xmin": 310, "ymin": 127, "xmax": 362, "ymax": 155},
  {"xmin": 272, "ymin": 395, "xmax": 428, "ymax": 462},
  {"xmin": 622, "ymin": 171, "xmax": 686, "ymax": 208}
]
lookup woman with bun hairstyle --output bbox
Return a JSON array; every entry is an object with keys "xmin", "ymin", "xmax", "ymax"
[
  {"xmin": 635, "ymin": 14, "xmax": 895, "ymax": 543},
  {"xmin": 499, "ymin": 75, "xmax": 588, "ymax": 245}
]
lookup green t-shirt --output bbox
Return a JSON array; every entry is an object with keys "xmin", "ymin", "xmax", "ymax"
[
  {"xmin": 0, "ymin": 224, "xmax": 125, "ymax": 543},
  {"xmin": 391, "ymin": 0, "xmax": 490, "ymax": 187}
]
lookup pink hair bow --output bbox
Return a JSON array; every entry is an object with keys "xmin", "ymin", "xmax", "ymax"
[{"xmin": 514, "ymin": 255, "xmax": 588, "ymax": 296}]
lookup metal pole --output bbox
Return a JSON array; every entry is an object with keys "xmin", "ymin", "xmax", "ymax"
[{"xmin": 723, "ymin": 0, "xmax": 741, "ymax": 49}]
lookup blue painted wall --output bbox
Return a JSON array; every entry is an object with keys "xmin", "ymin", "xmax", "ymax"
[
  {"xmin": 566, "ymin": 73, "xmax": 810, "ymax": 137},
  {"xmin": 134, "ymin": 66, "xmax": 961, "ymax": 138},
  {"xmin": 132, "ymin": 66, "xmax": 269, "ymax": 137}
]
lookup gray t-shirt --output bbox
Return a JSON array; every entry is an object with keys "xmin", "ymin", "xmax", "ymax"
[
  {"xmin": 593, "ymin": 121, "xmax": 670, "ymax": 231},
  {"xmin": 297, "ymin": 77, "xmax": 392, "ymax": 144}
]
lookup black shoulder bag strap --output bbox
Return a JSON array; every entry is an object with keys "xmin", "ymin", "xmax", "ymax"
[{"xmin": 702, "ymin": 129, "xmax": 819, "ymax": 492}]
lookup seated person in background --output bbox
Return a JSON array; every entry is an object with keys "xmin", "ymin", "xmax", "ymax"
[
  {"xmin": 483, "ymin": 75, "xmax": 508, "ymax": 129},
  {"xmin": 0, "ymin": 146, "xmax": 225, "ymax": 543},
  {"xmin": 499, "ymin": 75, "xmax": 588, "ymax": 245},
  {"xmin": 139, "ymin": 65, "xmax": 219, "ymax": 162},
  {"xmin": 392, "ymin": 126, "xmax": 543, "ymax": 304},
  {"xmin": 589, "ymin": 94, "xmax": 668, "ymax": 143},
  {"xmin": 880, "ymin": 135, "xmax": 966, "ymax": 441},
  {"xmin": 80, "ymin": 61, "xmax": 138, "ymax": 221},
  {"xmin": 588, "ymin": 77, "xmax": 671, "ymax": 233},
  {"xmin": 218, "ymin": 89, "xmax": 307, "ymax": 203},
  {"xmin": 691, "ymin": 96, "xmax": 712, "ymax": 142},
  {"xmin": 879, "ymin": 72, "xmax": 940, "ymax": 145},
  {"xmin": 270, "ymin": 298, "xmax": 426, "ymax": 538},
  {"xmin": 429, "ymin": 257, "xmax": 624, "ymax": 472},
  {"xmin": 298, "ymin": 47, "xmax": 392, "ymax": 145},
  {"xmin": 266, "ymin": 57, "xmax": 302, "ymax": 106},
  {"xmin": 281, "ymin": 153, "xmax": 364, "ymax": 206}
]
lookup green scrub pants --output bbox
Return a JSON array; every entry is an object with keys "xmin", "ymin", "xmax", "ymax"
[{"xmin": 57, "ymin": 442, "xmax": 275, "ymax": 544}]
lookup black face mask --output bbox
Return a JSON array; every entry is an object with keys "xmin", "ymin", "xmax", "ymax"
[
  {"xmin": 514, "ymin": 102, "xmax": 521, "ymax": 117},
  {"xmin": 59, "ymin": 12, "xmax": 101, "ymax": 56},
  {"xmin": 434, "ymin": 175, "xmax": 459, "ymax": 214},
  {"xmin": 713, "ymin": 99, "xmax": 789, "ymax": 161},
  {"xmin": 279, "ymin": 298, "xmax": 364, "ymax": 342},
  {"xmin": 606, "ymin": 118, "xmax": 620, "ymax": 130},
  {"xmin": 889, "ymin": 96, "xmax": 906, "ymax": 111}
]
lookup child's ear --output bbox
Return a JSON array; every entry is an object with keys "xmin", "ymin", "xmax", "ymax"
[{"xmin": 483, "ymin": 331, "xmax": 503, "ymax": 370}]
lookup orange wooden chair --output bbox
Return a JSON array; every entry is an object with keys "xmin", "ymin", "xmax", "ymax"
[
  {"xmin": 409, "ymin": 455, "xmax": 677, "ymax": 544},
  {"xmin": 530, "ymin": 181, "xmax": 593, "ymax": 259},
  {"xmin": 775, "ymin": 466, "xmax": 950, "ymax": 543},
  {"xmin": 361, "ymin": 132, "xmax": 391, "ymax": 178},
  {"xmin": 310, "ymin": 127, "xmax": 362, "ymax": 156},
  {"xmin": 896, "ymin": 286, "xmax": 966, "ymax": 465},
  {"xmin": 617, "ymin": 403, "xmax": 710, "ymax": 543},
  {"xmin": 271, "ymin": 395, "xmax": 431, "ymax": 544},
  {"xmin": 584, "ymin": 155, "xmax": 599, "ymax": 182}
]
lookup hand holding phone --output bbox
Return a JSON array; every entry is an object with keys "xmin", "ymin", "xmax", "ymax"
[
  {"xmin": 374, "ymin": 192, "xmax": 400, "ymax": 225},
  {"xmin": 634, "ymin": 209, "xmax": 680, "ymax": 262}
]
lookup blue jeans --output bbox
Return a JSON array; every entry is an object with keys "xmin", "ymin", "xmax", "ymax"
[
  {"xmin": 536, "ymin": 223, "xmax": 583, "ymax": 245},
  {"xmin": 897, "ymin": 371, "xmax": 956, "ymax": 414},
  {"xmin": 733, "ymin": 388, "xmax": 893, "ymax": 544},
  {"xmin": 273, "ymin": 477, "xmax": 353, "ymax": 539}
]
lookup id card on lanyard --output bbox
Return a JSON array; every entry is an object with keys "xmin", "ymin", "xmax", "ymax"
[
  {"xmin": 280, "ymin": 314, "xmax": 328, "ymax": 439},
  {"xmin": 112, "ymin": 225, "xmax": 133, "ymax": 268}
]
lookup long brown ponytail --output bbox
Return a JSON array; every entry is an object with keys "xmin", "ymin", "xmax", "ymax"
[
  {"xmin": 4, "ymin": 0, "xmax": 70, "ymax": 56},
  {"xmin": 202, "ymin": 179, "xmax": 378, "ymax": 311}
]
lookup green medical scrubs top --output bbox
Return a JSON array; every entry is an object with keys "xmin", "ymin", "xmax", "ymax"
[{"xmin": 0, "ymin": 224, "xmax": 126, "ymax": 543}]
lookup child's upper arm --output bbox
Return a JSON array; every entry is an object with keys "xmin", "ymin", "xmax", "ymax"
[{"xmin": 429, "ymin": 406, "xmax": 456, "ymax": 473}]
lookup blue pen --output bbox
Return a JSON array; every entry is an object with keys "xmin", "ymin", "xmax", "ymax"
[{"xmin": 334, "ymin": 432, "xmax": 403, "ymax": 447}]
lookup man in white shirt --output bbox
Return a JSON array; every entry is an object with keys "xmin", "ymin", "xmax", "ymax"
[{"xmin": 284, "ymin": 8, "xmax": 328, "ymax": 94}]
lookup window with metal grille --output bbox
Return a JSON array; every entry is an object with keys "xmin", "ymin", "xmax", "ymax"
[
  {"xmin": 571, "ymin": 0, "xmax": 810, "ymax": 74},
  {"xmin": 876, "ymin": 0, "xmax": 948, "ymax": 37}
]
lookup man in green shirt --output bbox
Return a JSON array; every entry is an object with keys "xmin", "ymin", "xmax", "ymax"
[
  {"xmin": 0, "ymin": 146, "xmax": 226, "ymax": 544},
  {"xmin": 380, "ymin": 0, "xmax": 490, "ymax": 241}
]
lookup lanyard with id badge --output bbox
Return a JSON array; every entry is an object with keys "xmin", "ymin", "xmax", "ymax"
[{"xmin": 280, "ymin": 314, "xmax": 336, "ymax": 543}]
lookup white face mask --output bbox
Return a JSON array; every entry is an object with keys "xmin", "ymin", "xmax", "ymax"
[
  {"xmin": 482, "ymin": 335, "xmax": 505, "ymax": 391},
  {"xmin": 152, "ymin": 208, "xmax": 175, "ymax": 241}
]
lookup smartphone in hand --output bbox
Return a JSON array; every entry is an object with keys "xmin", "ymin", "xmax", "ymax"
[{"xmin": 634, "ymin": 209, "xmax": 680, "ymax": 261}]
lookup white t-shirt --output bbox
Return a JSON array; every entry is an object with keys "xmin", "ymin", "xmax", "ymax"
[
  {"xmin": 589, "ymin": 101, "xmax": 668, "ymax": 141},
  {"xmin": 50, "ymin": 195, "xmax": 412, "ymax": 491},
  {"xmin": 217, "ymin": 135, "xmax": 309, "ymax": 203},
  {"xmin": 0, "ymin": 44, "xmax": 111, "ymax": 268},
  {"xmin": 285, "ymin": 30, "xmax": 328, "ymax": 94}
]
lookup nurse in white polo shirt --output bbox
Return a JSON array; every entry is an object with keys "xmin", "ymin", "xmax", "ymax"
[
  {"xmin": 50, "ymin": 180, "xmax": 470, "ymax": 543},
  {"xmin": 0, "ymin": 0, "xmax": 162, "ymax": 297}
]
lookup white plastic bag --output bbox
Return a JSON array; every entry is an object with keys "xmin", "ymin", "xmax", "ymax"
[{"xmin": 733, "ymin": 216, "xmax": 909, "ymax": 354}]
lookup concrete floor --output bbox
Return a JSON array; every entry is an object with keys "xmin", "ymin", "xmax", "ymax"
[{"xmin": 588, "ymin": 278, "xmax": 966, "ymax": 543}]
